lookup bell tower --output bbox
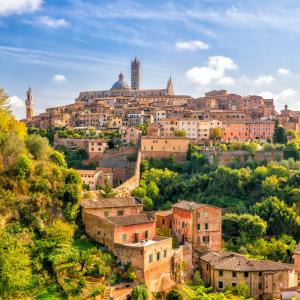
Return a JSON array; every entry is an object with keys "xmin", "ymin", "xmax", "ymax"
[
  {"xmin": 131, "ymin": 56, "xmax": 140, "ymax": 90},
  {"xmin": 25, "ymin": 86, "xmax": 34, "ymax": 119}
]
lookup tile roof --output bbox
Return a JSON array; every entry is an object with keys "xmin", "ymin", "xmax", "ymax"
[
  {"xmin": 142, "ymin": 136, "xmax": 190, "ymax": 139},
  {"xmin": 81, "ymin": 197, "xmax": 142, "ymax": 208},
  {"xmin": 155, "ymin": 210, "xmax": 173, "ymax": 217},
  {"xmin": 105, "ymin": 213, "xmax": 155, "ymax": 226},
  {"xmin": 201, "ymin": 251, "xmax": 295, "ymax": 272},
  {"xmin": 172, "ymin": 200, "xmax": 207, "ymax": 211},
  {"xmin": 78, "ymin": 170, "xmax": 101, "ymax": 175}
]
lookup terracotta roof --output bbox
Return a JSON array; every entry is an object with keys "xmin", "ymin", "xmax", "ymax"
[
  {"xmin": 172, "ymin": 200, "xmax": 207, "ymax": 211},
  {"xmin": 78, "ymin": 170, "xmax": 101, "ymax": 175},
  {"xmin": 105, "ymin": 213, "xmax": 155, "ymax": 226},
  {"xmin": 201, "ymin": 251, "xmax": 295, "ymax": 272},
  {"xmin": 155, "ymin": 210, "xmax": 173, "ymax": 217},
  {"xmin": 281, "ymin": 286, "xmax": 300, "ymax": 292},
  {"xmin": 81, "ymin": 197, "xmax": 142, "ymax": 208}
]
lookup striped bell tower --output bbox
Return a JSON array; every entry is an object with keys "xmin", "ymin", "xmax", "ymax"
[{"xmin": 25, "ymin": 86, "xmax": 34, "ymax": 119}]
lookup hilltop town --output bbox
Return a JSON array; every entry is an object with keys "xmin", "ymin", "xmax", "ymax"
[{"xmin": 2, "ymin": 57, "xmax": 300, "ymax": 300}]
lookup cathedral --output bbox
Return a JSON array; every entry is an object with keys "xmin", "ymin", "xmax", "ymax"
[{"xmin": 75, "ymin": 56, "xmax": 174, "ymax": 104}]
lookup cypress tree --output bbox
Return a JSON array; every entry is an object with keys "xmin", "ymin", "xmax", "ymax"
[
  {"xmin": 273, "ymin": 118, "xmax": 280, "ymax": 144},
  {"xmin": 277, "ymin": 127, "xmax": 288, "ymax": 145},
  {"xmin": 186, "ymin": 143, "xmax": 193, "ymax": 161}
]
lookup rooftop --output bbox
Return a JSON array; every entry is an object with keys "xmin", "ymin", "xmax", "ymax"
[
  {"xmin": 77, "ymin": 170, "xmax": 101, "ymax": 175},
  {"xmin": 81, "ymin": 197, "xmax": 142, "ymax": 209},
  {"xmin": 155, "ymin": 210, "xmax": 173, "ymax": 217},
  {"xmin": 105, "ymin": 213, "xmax": 155, "ymax": 226},
  {"xmin": 123, "ymin": 235, "xmax": 171, "ymax": 247},
  {"xmin": 142, "ymin": 136, "xmax": 190, "ymax": 139},
  {"xmin": 201, "ymin": 251, "xmax": 295, "ymax": 272},
  {"xmin": 172, "ymin": 200, "xmax": 208, "ymax": 211}
]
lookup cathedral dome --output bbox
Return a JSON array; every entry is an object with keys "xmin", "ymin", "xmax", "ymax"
[{"xmin": 111, "ymin": 72, "xmax": 131, "ymax": 90}]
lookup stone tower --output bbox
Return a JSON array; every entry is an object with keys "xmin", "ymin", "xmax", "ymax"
[
  {"xmin": 25, "ymin": 86, "xmax": 34, "ymax": 119},
  {"xmin": 131, "ymin": 56, "xmax": 140, "ymax": 90},
  {"xmin": 166, "ymin": 76, "xmax": 174, "ymax": 95}
]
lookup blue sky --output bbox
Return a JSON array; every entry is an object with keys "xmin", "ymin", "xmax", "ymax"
[{"xmin": 1, "ymin": 0, "xmax": 300, "ymax": 120}]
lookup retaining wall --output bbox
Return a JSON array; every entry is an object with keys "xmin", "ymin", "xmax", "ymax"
[{"xmin": 199, "ymin": 150, "xmax": 284, "ymax": 167}]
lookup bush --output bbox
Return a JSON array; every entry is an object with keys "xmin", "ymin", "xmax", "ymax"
[
  {"xmin": 132, "ymin": 188, "xmax": 147, "ymax": 198},
  {"xmin": 275, "ymin": 144, "xmax": 286, "ymax": 151},
  {"xmin": 263, "ymin": 143, "xmax": 275, "ymax": 151},
  {"xmin": 78, "ymin": 277, "xmax": 87, "ymax": 289},
  {"xmin": 220, "ymin": 144, "xmax": 227, "ymax": 150},
  {"xmin": 143, "ymin": 196, "xmax": 154, "ymax": 211},
  {"xmin": 172, "ymin": 238, "xmax": 179, "ymax": 249},
  {"xmin": 65, "ymin": 169, "xmax": 82, "ymax": 185},
  {"xmin": 49, "ymin": 150, "xmax": 67, "ymax": 168},
  {"xmin": 225, "ymin": 282, "xmax": 250, "ymax": 298},
  {"xmin": 16, "ymin": 154, "xmax": 32, "ymax": 178},
  {"xmin": 191, "ymin": 270, "xmax": 204, "ymax": 286}
]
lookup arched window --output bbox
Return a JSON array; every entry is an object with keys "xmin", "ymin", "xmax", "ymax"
[
  {"xmin": 253, "ymin": 106, "xmax": 258, "ymax": 113},
  {"xmin": 232, "ymin": 105, "xmax": 236, "ymax": 111},
  {"xmin": 232, "ymin": 98, "xmax": 236, "ymax": 104}
]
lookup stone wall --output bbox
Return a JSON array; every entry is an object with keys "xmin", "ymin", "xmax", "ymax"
[
  {"xmin": 103, "ymin": 146, "xmax": 138, "ymax": 160},
  {"xmin": 199, "ymin": 150, "xmax": 284, "ymax": 167},
  {"xmin": 141, "ymin": 151, "xmax": 186, "ymax": 162},
  {"xmin": 114, "ymin": 150, "xmax": 141, "ymax": 197},
  {"xmin": 53, "ymin": 135, "xmax": 89, "ymax": 149}
]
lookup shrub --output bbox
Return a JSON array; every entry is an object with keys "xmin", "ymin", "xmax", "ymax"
[
  {"xmin": 220, "ymin": 144, "xmax": 227, "ymax": 150},
  {"xmin": 225, "ymin": 282, "xmax": 250, "ymax": 298},
  {"xmin": 143, "ymin": 196, "xmax": 154, "ymax": 211},
  {"xmin": 16, "ymin": 154, "xmax": 32, "ymax": 178},
  {"xmin": 191, "ymin": 270, "xmax": 204, "ymax": 286},
  {"xmin": 25, "ymin": 134, "xmax": 50, "ymax": 160},
  {"xmin": 132, "ymin": 188, "xmax": 146, "ymax": 198},
  {"xmin": 65, "ymin": 169, "xmax": 82, "ymax": 185},
  {"xmin": 49, "ymin": 150, "xmax": 67, "ymax": 168},
  {"xmin": 78, "ymin": 277, "xmax": 87, "ymax": 289},
  {"xmin": 263, "ymin": 143, "xmax": 275, "ymax": 151}
]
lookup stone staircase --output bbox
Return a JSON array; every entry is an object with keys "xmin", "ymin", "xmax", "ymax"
[
  {"xmin": 104, "ymin": 286, "xmax": 112, "ymax": 300},
  {"xmin": 171, "ymin": 228, "xmax": 182, "ymax": 242}
]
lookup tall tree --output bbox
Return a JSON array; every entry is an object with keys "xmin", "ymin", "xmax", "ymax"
[
  {"xmin": 97, "ymin": 178, "xmax": 117, "ymax": 198},
  {"xmin": 186, "ymin": 143, "xmax": 193, "ymax": 161},
  {"xmin": 173, "ymin": 129, "xmax": 187, "ymax": 137},
  {"xmin": 277, "ymin": 127, "xmax": 288, "ymax": 145},
  {"xmin": 273, "ymin": 118, "xmax": 280, "ymax": 144},
  {"xmin": 210, "ymin": 127, "xmax": 223, "ymax": 144}
]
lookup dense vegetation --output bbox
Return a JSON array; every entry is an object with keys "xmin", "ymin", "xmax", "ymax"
[{"xmin": 0, "ymin": 89, "xmax": 109, "ymax": 299}]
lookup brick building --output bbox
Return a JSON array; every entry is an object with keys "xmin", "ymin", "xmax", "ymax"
[
  {"xmin": 200, "ymin": 251, "xmax": 297, "ymax": 300},
  {"xmin": 171, "ymin": 201, "xmax": 222, "ymax": 253}
]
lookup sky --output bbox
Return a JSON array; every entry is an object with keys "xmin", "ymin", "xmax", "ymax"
[{"xmin": 1, "ymin": 0, "xmax": 300, "ymax": 120}]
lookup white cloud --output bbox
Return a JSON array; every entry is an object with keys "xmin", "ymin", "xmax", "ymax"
[
  {"xmin": 53, "ymin": 75, "xmax": 66, "ymax": 81},
  {"xmin": 0, "ymin": 0, "xmax": 42, "ymax": 16},
  {"xmin": 9, "ymin": 96, "xmax": 25, "ymax": 107},
  {"xmin": 37, "ymin": 16, "xmax": 68, "ymax": 28},
  {"xmin": 254, "ymin": 75, "xmax": 275, "ymax": 85},
  {"xmin": 176, "ymin": 40, "xmax": 209, "ymax": 51},
  {"xmin": 259, "ymin": 88, "xmax": 297, "ymax": 102},
  {"xmin": 278, "ymin": 68, "xmax": 290, "ymax": 75},
  {"xmin": 185, "ymin": 56, "xmax": 237, "ymax": 86}
]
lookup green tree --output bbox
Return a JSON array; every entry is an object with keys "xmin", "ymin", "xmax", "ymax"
[
  {"xmin": 43, "ymin": 219, "xmax": 74, "ymax": 247},
  {"xmin": 261, "ymin": 175, "xmax": 280, "ymax": 197},
  {"xmin": 115, "ymin": 139, "xmax": 123, "ymax": 147},
  {"xmin": 146, "ymin": 181, "xmax": 159, "ymax": 201},
  {"xmin": 278, "ymin": 126, "xmax": 288, "ymax": 145},
  {"xmin": 286, "ymin": 140, "xmax": 299, "ymax": 151},
  {"xmin": 89, "ymin": 127, "xmax": 96, "ymax": 136},
  {"xmin": 0, "ymin": 239, "xmax": 32, "ymax": 296},
  {"xmin": 97, "ymin": 178, "xmax": 117, "ymax": 198},
  {"xmin": 129, "ymin": 141, "xmax": 136, "ymax": 146},
  {"xmin": 132, "ymin": 284, "xmax": 149, "ymax": 300},
  {"xmin": 25, "ymin": 134, "xmax": 51, "ymax": 160},
  {"xmin": 244, "ymin": 142, "xmax": 259, "ymax": 155},
  {"xmin": 273, "ymin": 118, "xmax": 280, "ymax": 144},
  {"xmin": 191, "ymin": 270, "xmax": 204, "ymax": 286},
  {"xmin": 49, "ymin": 150, "xmax": 67, "ymax": 168},
  {"xmin": 143, "ymin": 196, "xmax": 153, "ymax": 211},
  {"xmin": 132, "ymin": 187, "xmax": 147, "ymax": 198},
  {"xmin": 156, "ymin": 226, "xmax": 172, "ymax": 237},
  {"xmin": 65, "ymin": 169, "xmax": 82, "ymax": 185},
  {"xmin": 87, "ymin": 184, "xmax": 91, "ymax": 191},
  {"xmin": 267, "ymin": 137, "xmax": 272, "ymax": 143},
  {"xmin": 222, "ymin": 214, "xmax": 239, "ymax": 237},
  {"xmin": 169, "ymin": 153, "xmax": 175, "ymax": 166},
  {"xmin": 104, "ymin": 122, "xmax": 110, "ymax": 128},
  {"xmin": 16, "ymin": 154, "xmax": 32, "ymax": 178},
  {"xmin": 210, "ymin": 127, "xmax": 223, "ymax": 144},
  {"xmin": 225, "ymin": 282, "xmax": 250, "ymax": 298},
  {"xmin": 107, "ymin": 140, "xmax": 114, "ymax": 148},
  {"xmin": 166, "ymin": 286, "xmax": 184, "ymax": 300},
  {"xmin": 250, "ymin": 196, "xmax": 300, "ymax": 236},
  {"xmin": 237, "ymin": 214, "xmax": 267, "ymax": 239},
  {"xmin": 220, "ymin": 144, "xmax": 227, "ymax": 150},
  {"xmin": 267, "ymin": 237, "xmax": 287, "ymax": 262},
  {"xmin": 186, "ymin": 143, "xmax": 193, "ymax": 161},
  {"xmin": 140, "ymin": 159, "xmax": 149, "ymax": 174},
  {"xmin": 173, "ymin": 129, "xmax": 187, "ymax": 137}
]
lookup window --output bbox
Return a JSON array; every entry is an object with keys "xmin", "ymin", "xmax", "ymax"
[
  {"xmin": 91, "ymin": 148, "xmax": 94, "ymax": 151},
  {"xmin": 149, "ymin": 254, "xmax": 153, "ymax": 263},
  {"xmin": 259, "ymin": 271, "xmax": 262, "ymax": 277},
  {"xmin": 259, "ymin": 283, "xmax": 262, "ymax": 289},
  {"xmin": 182, "ymin": 222, "xmax": 185, "ymax": 228},
  {"xmin": 205, "ymin": 223, "xmax": 208, "ymax": 230},
  {"xmin": 151, "ymin": 146, "xmax": 153, "ymax": 150},
  {"xmin": 122, "ymin": 234, "xmax": 127, "ymax": 242},
  {"xmin": 157, "ymin": 252, "xmax": 160, "ymax": 260},
  {"xmin": 164, "ymin": 249, "xmax": 167, "ymax": 258},
  {"xmin": 197, "ymin": 224, "xmax": 200, "ymax": 230},
  {"xmin": 145, "ymin": 230, "xmax": 149, "ymax": 239},
  {"xmin": 163, "ymin": 146, "xmax": 165, "ymax": 150},
  {"xmin": 244, "ymin": 272, "xmax": 248, "ymax": 278},
  {"xmin": 203, "ymin": 236, "xmax": 209, "ymax": 242},
  {"xmin": 98, "ymin": 231, "xmax": 100, "ymax": 235},
  {"xmin": 144, "ymin": 146, "xmax": 146, "ymax": 150},
  {"xmin": 174, "ymin": 208, "xmax": 176, "ymax": 213},
  {"xmin": 197, "ymin": 236, "xmax": 200, "ymax": 243},
  {"xmin": 218, "ymin": 281, "xmax": 224, "ymax": 289},
  {"xmin": 197, "ymin": 212, "xmax": 200, "ymax": 218},
  {"xmin": 206, "ymin": 264, "xmax": 208, "ymax": 271},
  {"xmin": 117, "ymin": 211, "xmax": 124, "ymax": 216},
  {"xmin": 162, "ymin": 219, "xmax": 165, "ymax": 225},
  {"xmin": 232, "ymin": 282, "xmax": 237, "ymax": 287},
  {"xmin": 219, "ymin": 270, "xmax": 223, "ymax": 276},
  {"xmin": 205, "ymin": 212, "xmax": 208, "ymax": 218},
  {"xmin": 104, "ymin": 211, "xmax": 109, "ymax": 217},
  {"xmin": 173, "ymin": 147, "xmax": 175, "ymax": 150},
  {"xmin": 179, "ymin": 147, "xmax": 181, "ymax": 150},
  {"xmin": 232, "ymin": 271, "xmax": 236, "ymax": 277}
]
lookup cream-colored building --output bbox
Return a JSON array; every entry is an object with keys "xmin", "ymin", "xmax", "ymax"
[
  {"xmin": 121, "ymin": 126, "xmax": 142, "ymax": 145},
  {"xmin": 161, "ymin": 119, "xmax": 179, "ymax": 137},
  {"xmin": 198, "ymin": 120, "xmax": 222, "ymax": 141},
  {"xmin": 79, "ymin": 170, "xmax": 113, "ymax": 191},
  {"xmin": 178, "ymin": 119, "xmax": 198, "ymax": 141}
]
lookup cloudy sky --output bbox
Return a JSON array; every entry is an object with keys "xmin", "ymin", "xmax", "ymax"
[{"xmin": 1, "ymin": 0, "xmax": 300, "ymax": 120}]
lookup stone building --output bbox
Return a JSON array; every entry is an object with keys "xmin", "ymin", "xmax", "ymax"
[
  {"xmin": 25, "ymin": 87, "xmax": 34, "ymax": 119},
  {"xmin": 78, "ymin": 170, "xmax": 113, "ymax": 190},
  {"xmin": 200, "ymin": 251, "xmax": 297, "ymax": 300},
  {"xmin": 292, "ymin": 242, "xmax": 300, "ymax": 275}
]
